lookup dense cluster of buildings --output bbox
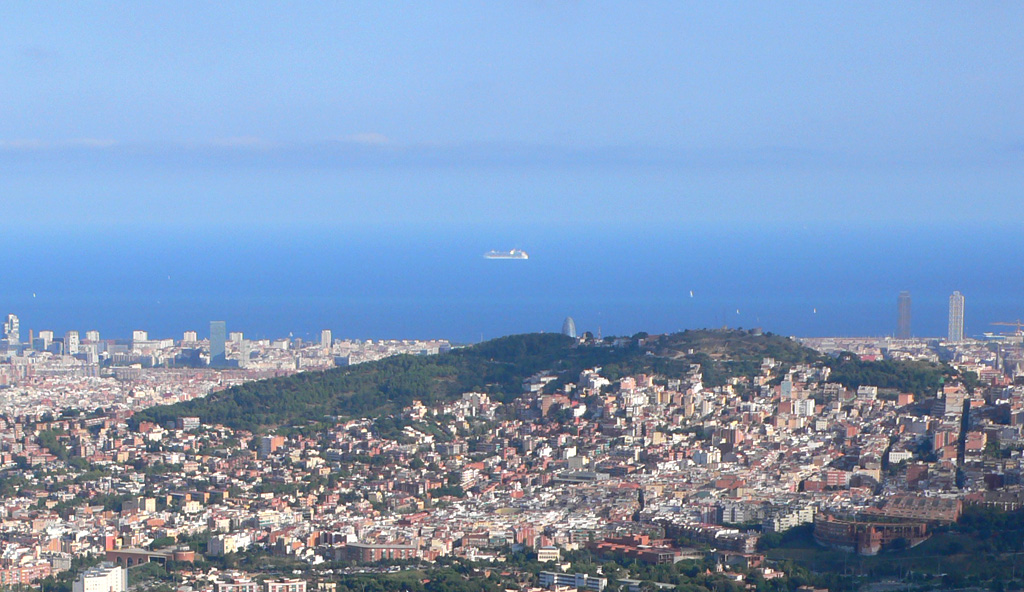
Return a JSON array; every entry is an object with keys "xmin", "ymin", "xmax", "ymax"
[
  {"xmin": 2, "ymin": 324, "xmax": 1024, "ymax": 590},
  {"xmin": 0, "ymin": 314, "xmax": 449, "ymax": 417}
]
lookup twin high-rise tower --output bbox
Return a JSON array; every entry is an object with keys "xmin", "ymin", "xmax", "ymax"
[{"xmin": 895, "ymin": 290, "xmax": 965, "ymax": 341}]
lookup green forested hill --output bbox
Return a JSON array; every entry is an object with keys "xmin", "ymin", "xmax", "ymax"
[
  {"xmin": 827, "ymin": 352, "xmax": 958, "ymax": 397},
  {"xmin": 134, "ymin": 329, "xmax": 820, "ymax": 431}
]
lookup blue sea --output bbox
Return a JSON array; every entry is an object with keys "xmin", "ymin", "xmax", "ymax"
[{"xmin": 1, "ymin": 223, "xmax": 1022, "ymax": 343}]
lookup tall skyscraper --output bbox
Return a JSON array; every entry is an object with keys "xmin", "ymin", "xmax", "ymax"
[
  {"xmin": 3, "ymin": 314, "xmax": 19, "ymax": 346},
  {"xmin": 321, "ymin": 329, "xmax": 333, "ymax": 349},
  {"xmin": 949, "ymin": 291, "xmax": 965, "ymax": 342},
  {"xmin": 897, "ymin": 291, "xmax": 911, "ymax": 339},
  {"xmin": 65, "ymin": 331, "xmax": 80, "ymax": 355},
  {"xmin": 239, "ymin": 339, "xmax": 251, "ymax": 369},
  {"xmin": 562, "ymin": 317, "xmax": 577, "ymax": 339},
  {"xmin": 210, "ymin": 321, "xmax": 227, "ymax": 367}
]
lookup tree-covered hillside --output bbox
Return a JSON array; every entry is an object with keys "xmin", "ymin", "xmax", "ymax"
[
  {"xmin": 133, "ymin": 330, "xmax": 818, "ymax": 431},
  {"xmin": 828, "ymin": 351, "xmax": 955, "ymax": 397},
  {"xmin": 134, "ymin": 330, "xmax": 960, "ymax": 431}
]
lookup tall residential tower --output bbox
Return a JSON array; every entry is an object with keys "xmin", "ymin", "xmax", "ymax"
[
  {"xmin": 210, "ymin": 321, "xmax": 227, "ymax": 367},
  {"xmin": 949, "ymin": 291, "xmax": 965, "ymax": 342},
  {"xmin": 3, "ymin": 314, "xmax": 19, "ymax": 346},
  {"xmin": 65, "ymin": 331, "xmax": 80, "ymax": 355},
  {"xmin": 897, "ymin": 291, "xmax": 911, "ymax": 339}
]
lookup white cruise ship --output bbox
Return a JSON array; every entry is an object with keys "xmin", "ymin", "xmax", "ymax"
[{"xmin": 484, "ymin": 249, "xmax": 529, "ymax": 260}]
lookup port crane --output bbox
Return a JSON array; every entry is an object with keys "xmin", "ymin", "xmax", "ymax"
[{"xmin": 991, "ymin": 320, "xmax": 1024, "ymax": 337}]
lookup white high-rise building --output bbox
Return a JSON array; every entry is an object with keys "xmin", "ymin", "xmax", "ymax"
[
  {"xmin": 85, "ymin": 330, "xmax": 100, "ymax": 342},
  {"xmin": 183, "ymin": 331, "xmax": 198, "ymax": 343},
  {"xmin": 34, "ymin": 335, "xmax": 49, "ymax": 350},
  {"xmin": 949, "ymin": 291, "xmax": 965, "ymax": 343},
  {"xmin": 73, "ymin": 564, "xmax": 126, "ymax": 592},
  {"xmin": 65, "ymin": 331, "xmax": 80, "ymax": 355},
  {"xmin": 4, "ymin": 314, "xmax": 19, "ymax": 345},
  {"xmin": 320, "ymin": 329, "xmax": 332, "ymax": 349},
  {"xmin": 37, "ymin": 330, "xmax": 53, "ymax": 350},
  {"xmin": 132, "ymin": 330, "xmax": 148, "ymax": 342}
]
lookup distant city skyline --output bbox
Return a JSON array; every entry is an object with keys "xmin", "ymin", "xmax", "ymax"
[{"xmin": 0, "ymin": 292, "xmax": 990, "ymax": 344}]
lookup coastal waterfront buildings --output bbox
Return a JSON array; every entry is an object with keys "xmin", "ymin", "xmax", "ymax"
[{"xmin": 0, "ymin": 322, "xmax": 451, "ymax": 416}]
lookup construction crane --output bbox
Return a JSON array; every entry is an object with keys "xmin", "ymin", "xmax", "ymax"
[{"xmin": 991, "ymin": 320, "xmax": 1024, "ymax": 336}]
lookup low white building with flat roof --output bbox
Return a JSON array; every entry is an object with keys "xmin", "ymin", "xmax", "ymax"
[
  {"xmin": 537, "ymin": 546, "xmax": 561, "ymax": 562},
  {"xmin": 73, "ymin": 564, "xmax": 126, "ymax": 592}
]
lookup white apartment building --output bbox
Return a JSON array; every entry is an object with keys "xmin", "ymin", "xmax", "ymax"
[{"xmin": 73, "ymin": 564, "xmax": 126, "ymax": 592}]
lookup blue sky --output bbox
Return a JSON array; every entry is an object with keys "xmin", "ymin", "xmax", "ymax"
[{"xmin": 2, "ymin": 2, "xmax": 1022, "ymax": 229}]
